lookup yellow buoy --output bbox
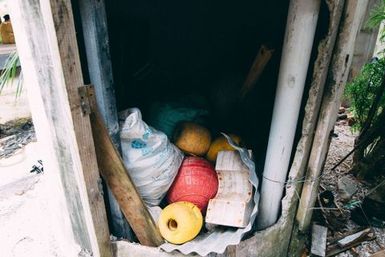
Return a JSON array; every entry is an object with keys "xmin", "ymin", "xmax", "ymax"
[
  {"xmin": 174, "ymin": 122, "xmax": 211, "ymax": 156},
  {"xmin": 206, "ymin": 134, "xmax": 241, "ymax": 162},
  {"xmin": 158, "ymin": 201, "xmax": 203, "ymax": 244}
]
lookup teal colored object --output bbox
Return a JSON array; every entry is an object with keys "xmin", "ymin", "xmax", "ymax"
[{"xmin": 148, "ymin": 101, "xmax": 209, "ymax": 140}]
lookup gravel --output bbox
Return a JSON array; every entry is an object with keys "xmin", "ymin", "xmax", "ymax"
[
  {"xmin": 317, "ymin": 121, "xmax": 385, "ymax": 257},
  {"xmin": 0, "ymin": 118, "xmax": 36, "ymax": 159}
]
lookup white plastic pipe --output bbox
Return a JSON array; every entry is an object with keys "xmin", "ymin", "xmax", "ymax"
[{"xmin": 257, "ymin": 0, "xmax": 321, "ymax": 230}]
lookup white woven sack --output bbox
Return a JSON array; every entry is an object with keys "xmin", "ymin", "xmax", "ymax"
[{"xmin": 120, "ymin": 108, "xmax": 183, "ymax": 206}]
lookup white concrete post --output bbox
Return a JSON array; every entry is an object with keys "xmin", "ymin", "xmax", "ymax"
[{"xmin": 257, "ymin": 0, "xmax": 321, "ymax": 229}]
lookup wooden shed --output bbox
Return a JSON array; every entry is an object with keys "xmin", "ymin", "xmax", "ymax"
[{"xmin": 9, "ymin": 0, "xmax": 376, "ymax": 256}]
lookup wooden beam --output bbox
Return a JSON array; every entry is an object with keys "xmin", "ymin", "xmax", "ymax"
[
  {"xmin": 77, "ymin": 0, "xmax": 119, "ymax": 143},
  {"xmin": 88, "ymin": 86, "xmax": 164, "ymax": 247},
  {"xmin": 9, "ymin": 0, "xmax": 113, "ymax": 256},
  {"xmin": 240, "ymin": 45, "xmax": 274, "ymax": 99},
  {"xmin": 326, "ymin": 228, "xmax": 375, "ymax": 256},
  {"xmin": 296, "ymin": 0, "xmax": 370, "ymax": 232},
  {"xmin": 77, "ymin": 0, "xmax": 132, "ymax": 239},
  {"xmin": 288, "ymin": 1, "xmax": 346, "ymax": 255}
]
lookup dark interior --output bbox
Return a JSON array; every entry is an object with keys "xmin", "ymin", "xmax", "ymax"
[
  {"xmin": 102, "ymin": 0, "xmax": 290, "ymax": 163},
  {"xmin": 71, "ymin": 0, "xmax": 332, "ymax": 237}
]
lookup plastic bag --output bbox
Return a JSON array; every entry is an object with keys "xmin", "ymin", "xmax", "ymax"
[
  {"xmin": 120, "ymin": 108, "xmax": 184, "ymax": 206},
  {"xmin": 147, "ymin": 100, "xmax": 209, "ymax": 139}
]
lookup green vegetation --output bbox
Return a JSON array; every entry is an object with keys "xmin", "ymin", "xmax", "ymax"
[
  {"xmin": 344, "ymin": 58, "xmax": 385, "ymax": 131},
  {"xmin": 343, "ymin": 0, "xmax": 385, "ymax": 179},
  {"xmin": 367, "ymin": 0, "xmax": 385, "ymax": 42},
  {"xmin": 0, "ymin": 51, "xmax": 22, "ymax": 98}
]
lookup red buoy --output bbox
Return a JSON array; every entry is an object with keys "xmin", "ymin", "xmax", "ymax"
[{"xmin": 167, "ymin": 157, "xmax": 218, "ymax": 212}]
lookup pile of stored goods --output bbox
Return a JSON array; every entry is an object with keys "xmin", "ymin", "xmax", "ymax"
[{"xmin": 119, "ymin": 105, "xmax": 259, "ymax": 255}]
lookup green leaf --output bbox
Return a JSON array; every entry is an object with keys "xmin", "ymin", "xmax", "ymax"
[
  {"xmin": 367, "ymin": 0, "xmax": 385, "ymax": 43},
  {"xmin": 345, "ymin": 57, "xmax": 385, "ymax": 131},
  {"xmin": 0, "ymin": 51, "xmax": 24, "ymax": 99}
]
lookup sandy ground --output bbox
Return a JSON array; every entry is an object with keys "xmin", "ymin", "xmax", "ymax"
[
  {"xmin": 1, "ymin": 84, "xmax": 81, "ymax": 257},
  {"xmin": 0, "ymin": 142, "xmax": 81, "ymax": 257},
  {"xmin": 0, "ymin": 78, "xmax": 30, "ymax": 124}
]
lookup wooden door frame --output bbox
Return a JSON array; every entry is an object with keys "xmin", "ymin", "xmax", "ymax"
[{"xmin": 9, "ymin": 0, "xmax": 113, "ymax": 256}]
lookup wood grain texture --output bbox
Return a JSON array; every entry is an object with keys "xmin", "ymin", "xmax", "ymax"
[
  {"xmin": 288, "ymin": 1, "xmax": 346, "ymax": 255},
  {"xmin": 77, "ymin": 0, "xmax": 132, "ymax": 240},
  {"xmin": 78, "ymin": 0, "xmax": 119, "ymax": 141},
  {"xmin": 326, "ymin": 228, "xmax": 375, "ymax": 257},
  {"xmin": 241, "ymin": 45, "xmax": 274, "ymax": 98},
  {"xmin": 9, "ymin": 0, "xmax": 113, "ymax": 256},
  {"xmin": 49, "ymin": 1, "xmax": 113, "ymax": 256},
  {"xmin": 88, "ymin": 87, "xmax": 163, "ymax": 247},
  {"xmin": 12, "ymin": 0, "xmax": 112, "ymax": 257},
  {"xmin": 297, "ymin": 0, "xmax": 370, "ymax": 232}
]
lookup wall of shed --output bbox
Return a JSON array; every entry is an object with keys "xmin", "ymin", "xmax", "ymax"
[
  {"xmin": 9, "ymin": 0, "xmax": 368, "ymax": 256},
  {"xmin": 348, "ymin": 0, "xmax": 380, "ymax": 81},
  {"xmin": 64, "ymin": 0, "xmax": 368, "ymax": 256}
]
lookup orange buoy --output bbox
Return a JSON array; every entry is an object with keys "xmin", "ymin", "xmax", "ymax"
[
  {"xmin": 206, "ymin": 134, "xmax": 241, "ymax": 162},
  {"xmin": 173, "ymin": 122, "xmax": 211, "ymax": 156}
]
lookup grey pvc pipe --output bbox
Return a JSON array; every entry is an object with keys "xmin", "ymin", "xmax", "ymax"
[{"xmin": 257, "ymin": 0, "xmax": 321, "ymax": 230}]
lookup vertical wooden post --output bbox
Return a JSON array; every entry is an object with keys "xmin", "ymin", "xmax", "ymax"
[
  {"xmin": 88, "ymin": 89, "xmax": 164, "ymax": 246},
  {"xmin": 296, "ymin": 0, "xmax": 370, "ymax": 232},
  {"xmin": 288, "ymin": 1, "xmax": 346, "ymax": 255},
  {"xmin": 77, "ymin": 0, "xmax": 133, "ymax": 239},
  {"xmin": 77, "ymin": 0, "xmax": 119, "ymax": 142},
  {"xmin": 9, "ymin": 0, "xmax": 113, "ymax": 256}
]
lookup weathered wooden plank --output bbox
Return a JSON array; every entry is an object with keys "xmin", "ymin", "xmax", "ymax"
[
  {"xmin": 288, "ymin": 1, "xmax": 346, "ymax": 255},
  {"xmin": 9, "ymin": 0, "xmax": 112, "ymax": 256},
  {"xmin": 337, "ymin": 228, "xmax": 371, "ymax": 247},
  {"xmin": 326, "ymin": 228, "xmax": 375, "ymax": 257},
  {"xmin": 297, "ymin": 0, "xmax": 370, "ymax": 232},
  {"xmin": 77, "ymin": 0, "xmax": 119, "ymax": 143},
  {"xmin": 88, "ymin": 86, "xmax": 163, "ymax": 247},
  {"xmin": 77, "ymin": 0, "xmax": 132, "ymax": 240},
  {"xmin": 48, "ymin": 1, "xmax": 114, "ymax": 255},
  {"xmin": 240, "ymin": 45, "xmax": 274, "ymax": 98}
]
